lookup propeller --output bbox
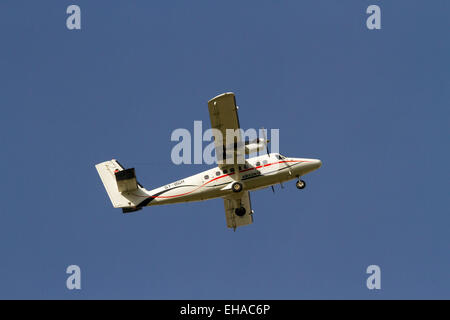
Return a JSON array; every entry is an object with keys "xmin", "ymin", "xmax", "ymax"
[
  {"xmin": 261, "ymin": 127, "xmax": 270, "ymax": 157},
  {"xmin": 260, "ymin": 127, "xmax": 275, "ymax": 193}
]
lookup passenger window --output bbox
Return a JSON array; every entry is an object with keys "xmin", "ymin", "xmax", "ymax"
[
  {"xmin": 256, "ymin": 161, "xmax": 261, "ymax": 167},
  {"xmin": 204, "ymin": 175, "xmax": 209, "ymax": 180},
  {"xmin": 239, "ymin": 166, "xmax": 242, "ymax": 170},
  {"xmin": 223, "ymin": 169, "xmax": 228, "ymax": 174},
  {"xmin": 230, "ymin": 168, "xmax": 235, "ymax": 173},
  {"xmin": 243, "ymin": 164, "xmax": 248, "ymax": 169},
  {"xmin": 263, "ymin": 160, "xmax": 268, "ymax": 165},
  {"xmin": 216, "ymin": 171, "xmax": 220, "ymax": 176}
]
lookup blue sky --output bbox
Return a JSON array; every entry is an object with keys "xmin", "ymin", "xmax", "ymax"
[{"xmin": 0, "ymin": 1, "xmax": 448, "ymax": 299}]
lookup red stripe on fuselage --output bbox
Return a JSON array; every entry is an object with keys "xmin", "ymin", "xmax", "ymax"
[{"xmin": 134, "ymin": 160, "xmax": 308, "ymax": 199}]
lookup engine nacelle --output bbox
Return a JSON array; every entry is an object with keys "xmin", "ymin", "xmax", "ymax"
[{"xmin": 245, "ymin": 139, "xmax": 268, "ymax": 155}]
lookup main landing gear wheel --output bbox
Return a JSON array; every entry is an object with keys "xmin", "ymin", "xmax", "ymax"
[
  {"xmin": 235, "ymin": 207, "xmax": 246, "ymax": 217},
  {"xmin": 296, "ymin": 180, "xmax": 306, "ymax": 189},
  {"xmin": 232, "ymin": 182, "xmax": 243, "ymax": 193}
]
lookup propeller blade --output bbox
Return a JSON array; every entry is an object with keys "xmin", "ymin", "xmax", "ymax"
[{"xmin": 261, "ymin": 127, "xmax": 270, "ymax": 156}]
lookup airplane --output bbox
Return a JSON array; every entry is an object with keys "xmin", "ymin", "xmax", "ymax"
[{"xmin": 95, "ymin": 92, "xmax": 322, "ymax": 230}]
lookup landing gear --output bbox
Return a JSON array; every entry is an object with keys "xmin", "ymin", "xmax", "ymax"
[
  {"xmin": 232, "ymin": 182, "xmax": 243, "ymax": 193},
  {"xmin": 296, "ymin": 179, "xmax": 306, "ymax": 189},
  {"xmin": 235, "ymin": 207, "xmax": 246, "ymax": 216}
]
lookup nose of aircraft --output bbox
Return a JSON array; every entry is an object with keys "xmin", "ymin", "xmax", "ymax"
[
  {"xmin": 313, "ymin": 159, "xmax": 322, "ymax": 169},
  {"xmin": 298, "ymin": 158, "xmax": 322, "ymax": 172}
]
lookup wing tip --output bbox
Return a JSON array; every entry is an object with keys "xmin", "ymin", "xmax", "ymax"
[{"xmin": 208, "ymin": 92, "xmax": 235, "ymax": 103}]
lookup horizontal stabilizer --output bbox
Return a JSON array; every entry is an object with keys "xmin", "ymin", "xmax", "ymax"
[
  {"xmin": 115, "ymin": 168, "xmax": 138, "ymax": 192},
  {"xmin": 122, "ymin": 207, "xmax": 142, "ymax": 213}
]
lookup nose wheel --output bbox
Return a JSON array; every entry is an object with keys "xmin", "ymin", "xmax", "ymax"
[{"xmin": 296, "ymin": 179, "xmax": 306, "ymax": 189}]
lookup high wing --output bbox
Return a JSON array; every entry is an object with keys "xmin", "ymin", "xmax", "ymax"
[
  {"xmin": 223, "ymin": 192, "xmax": 254, "ymax": 230},
  {"xmin": 209, "ymin": 93, "xmax": 253, "ymax": 230},
  {"xmin": 208, "ymin": 92, "xmax": 243, "ymax": 169}
]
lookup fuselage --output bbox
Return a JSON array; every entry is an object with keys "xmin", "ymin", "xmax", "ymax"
[{"xmin": 131, "ymin": 153, "xmax": 322, "ymax": 207}]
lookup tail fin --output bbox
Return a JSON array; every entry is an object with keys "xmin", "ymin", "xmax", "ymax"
[{"xmin": 95, "ymin": 159, "xmax": 143, "ymax": 212}]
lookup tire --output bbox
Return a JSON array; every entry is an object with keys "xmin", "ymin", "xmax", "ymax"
[
  {"xmin": 235, "ymin": 207, "xmax": 246, "ymax": 217},
  {"xmin": 232, "ymin": 182, "xmax": 243, "ymax": 193},
  {"xmin": 296, "ymin": 180, "xmax": 306, "ymax": 189}
]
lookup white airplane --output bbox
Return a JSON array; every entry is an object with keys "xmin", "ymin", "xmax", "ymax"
[{"xmin": 95, "ymin": 92, "xmax": 322, "ymax": 230}]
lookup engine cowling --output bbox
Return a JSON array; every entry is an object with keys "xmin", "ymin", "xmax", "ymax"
[{"xmin": 245, "ymin": 139, "xmax": 268, "ymax": 155}]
